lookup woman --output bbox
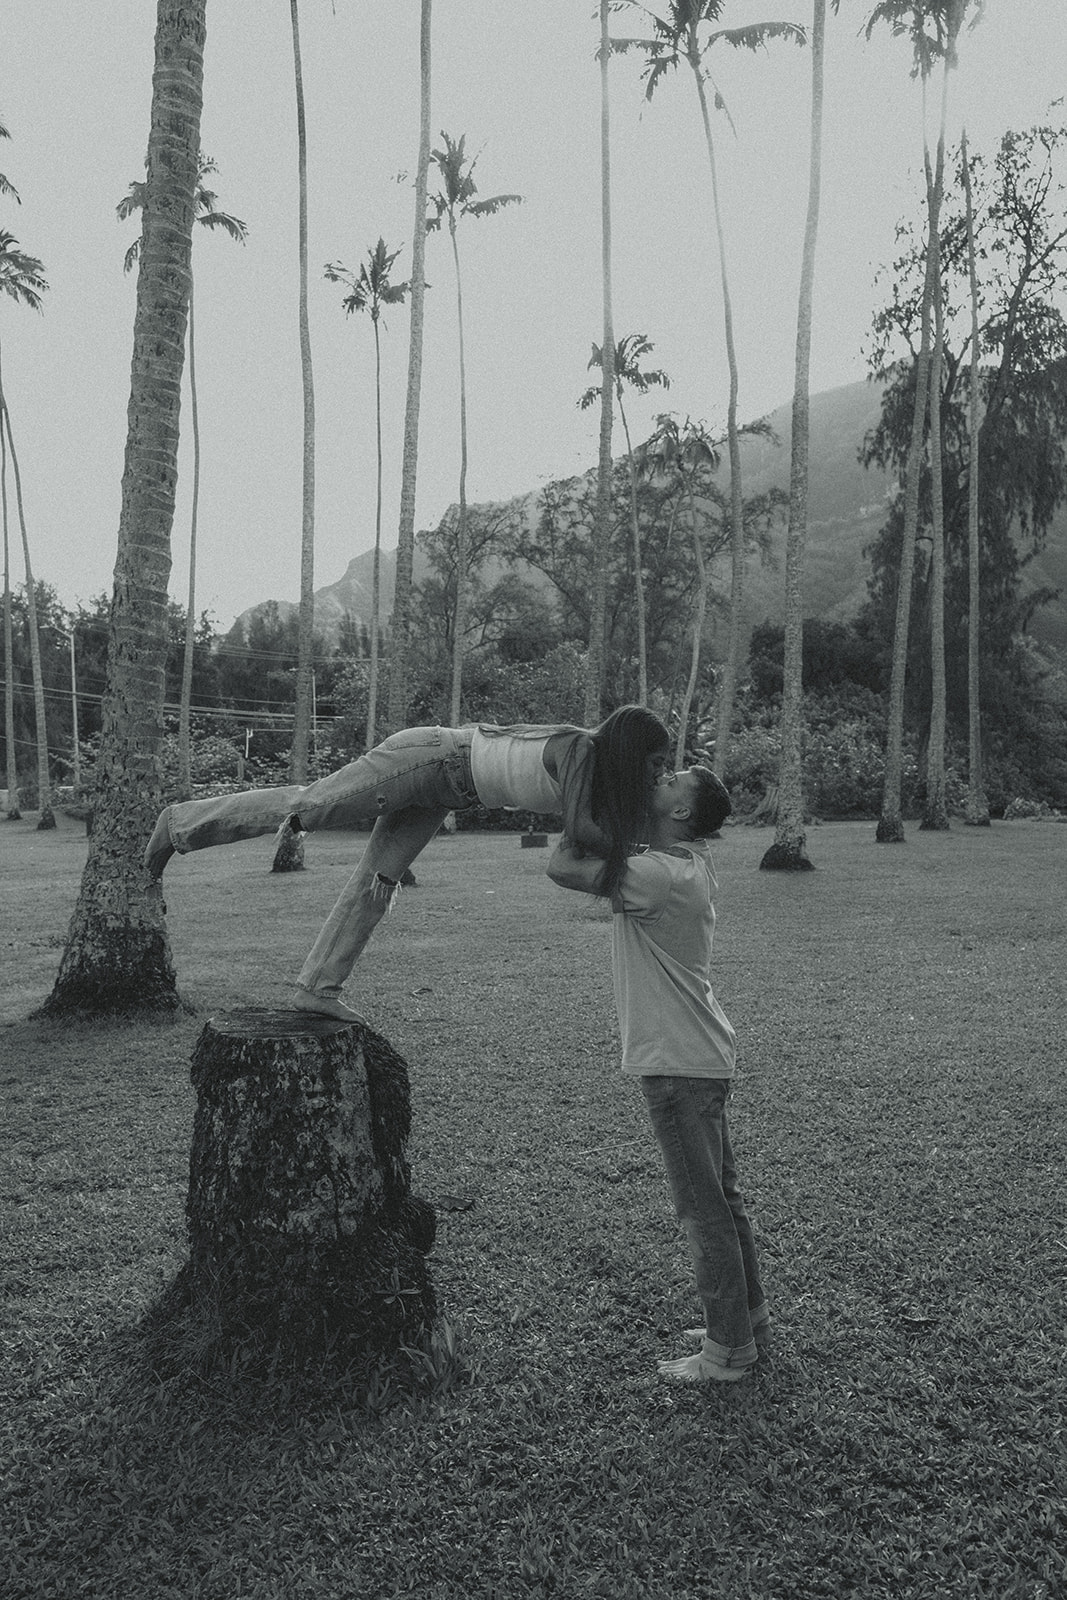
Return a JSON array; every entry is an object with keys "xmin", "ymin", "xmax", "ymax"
[{"xmin": 146, "ymin": 706, "xmax": 669, "ymax": 1020}]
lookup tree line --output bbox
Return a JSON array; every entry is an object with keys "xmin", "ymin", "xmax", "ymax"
[{"xmin": 2, "ymin": 1, "xmax": 1065, "ymax": 1017}]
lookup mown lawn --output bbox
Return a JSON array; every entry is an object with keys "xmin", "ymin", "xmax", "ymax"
[{"xmin": 1, "ymin": 812, "xmax": 1065, "ymax": 1599}]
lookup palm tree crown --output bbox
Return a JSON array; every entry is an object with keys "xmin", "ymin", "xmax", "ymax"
[
  {"xmin": 427, "ymin": 132, "xmax": 522, "ymax": 233},
  {"xmin": 324, "ymin": 238, "xmax": 409, "ymax": 324},
  {"xmin": 1, "ymin": 114, "xmax": 20, "ymax": 205},
  {"xmin": 614, "ymin": 2, "xmax": 805, "ymax": 106},
  {"xmin": 0, "ymin": 232, "xmax": 47, "ymax": 310},
  {"xmin": 117, "ymin": 153, "xmax": 247, "ymax": 272},
  {"xmin": 579, "ymin": 332, "xmax": 670, "ymax": 411}
]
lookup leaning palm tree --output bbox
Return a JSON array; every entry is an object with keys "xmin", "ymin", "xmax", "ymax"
[
  {"xmin": 579, "ymin": 332, "xmax": 670, "ymax": 704},
  {"xmin": 324, "ymin": 239, "xmax": 409, "ymax": 749},
  {"xmin": 427, "ymin": 132, "xmax": 521, "ymax": 724},
  {"xmin": 760, "ymin": 0, "xmax": 829, "ymax": 872},
  {"xmin": 613, "ymin": 2, "xmax": 804, "ymax": 773},
  {"xmin": 0, "ymin": 231, "xmax": 51, "ymax": 828},
  {"xmin": 118, "ymin": 155, "xmax": 247, "ymax": 800},
  {"xmin": 388, "ymin": 0, "xmax": 432, "ymax": 733},
  {"xmin": 44, "ymin": 0, "xmax": 205, "ymax": 1016}
]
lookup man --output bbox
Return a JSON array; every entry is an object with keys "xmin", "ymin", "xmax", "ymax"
[{"xmin": 547, "ymin": 765, "xmax": 769, "ymax": 1383}]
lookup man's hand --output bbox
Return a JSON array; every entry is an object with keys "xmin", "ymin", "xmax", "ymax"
[{"xmin": 546, "ymin": 835, "xmax": 607, "ymax": 896}]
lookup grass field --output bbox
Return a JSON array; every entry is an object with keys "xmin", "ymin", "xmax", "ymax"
[{"xmin": 2, "ymin": 812, "xmax": 1065, "ymax": 1599}]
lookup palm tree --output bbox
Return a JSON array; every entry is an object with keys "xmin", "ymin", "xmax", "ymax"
[
  {"xmin": 427, "ymin": 132, "xmax": 521, "ymax": 724},
  {"xmin": 866, "ymin": 0, "xmax": 979, "ymax": 842},
  {"xmin": 760, "ymin": 0, "xmax": 829, "ymax": 873},
  {"xmin": 0, "ymin": 112, "xmax": 20, "ymax": 204},
  {"xmin": 118, "ymin": 156, "xmax": 247, "ymax": 800},
  {"xmin": 614, "ymin": 2, "xmax": 804, "ymax": 774},
  {"xmin": 579, "ymin": 333, "xmax": 670, "ymax": 704},
  {"xmin": 0, "ymin": 231, "xmax": 51, "ymax": 828},
  {"xmin": 288, "ymin": 0, "xmax": 315, "ymax": 787},
  {"xmin": 960, "ymin": 126, "xmax": 988, "ymax": 826},
  {"xmin": 324, "ymin": 239, "xmax": 409, "ymax": 749},
  {"xmin": 588, "ymin": 0, "xmax": 616, "ymax": 724},
  {"xmin": 1, "ymin": 122, "xmax": 21, "ymax": 817},
  {"xmin": 921, "ymin": 2, "xmax": 972, "ymax": 831},
  {"xmin": 44, "ymin": 0, "xmax": 205, "ymax": 1016},
  {"xmin": 388, "ymin": 0, "xmax": 432, "ymax": 734},
  {"xmin": 641, "ymin": 413, "xmax": 721, "ymax": 764},
  {"xmin": 2, "ymin": 403, "xmax": 17, "ymax": 818}
]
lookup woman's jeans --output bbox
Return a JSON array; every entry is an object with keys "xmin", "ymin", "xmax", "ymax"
[
  {"xmin": 161, "ymin": 727, "xmax": 479, "ymax": 998},
  {"xmin": 640, "ymin": 1074, "xmax": 766, "ymax": 1368}
]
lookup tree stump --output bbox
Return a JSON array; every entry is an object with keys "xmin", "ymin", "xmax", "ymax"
[
  {"xmin": 152, "ymin": 1009, "xmax": 436, "ymax": 1380},
  {"xmin": 270, "ymin": 823, "xmax": 305, "ymax": 872}
]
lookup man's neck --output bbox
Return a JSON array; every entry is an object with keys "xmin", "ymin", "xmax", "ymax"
[{"xmin": 649, "ymin": 820, "xmax": 693, "ymax": 852}]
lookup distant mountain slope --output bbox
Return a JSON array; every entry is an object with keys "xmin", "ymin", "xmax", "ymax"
[{"xmin": 233, "ymin": 379, "xmax": 1066, "ymax": 656}]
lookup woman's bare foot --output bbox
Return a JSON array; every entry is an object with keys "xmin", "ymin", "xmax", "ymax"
[{"xmin": 292, "ymin": 990, "xmax": 367, "ymax": 1025}]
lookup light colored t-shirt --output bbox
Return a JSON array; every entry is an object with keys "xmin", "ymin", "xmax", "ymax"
[{"xmin": 611, "ymin": 840, "xmax": 736, "ymax": 1079}]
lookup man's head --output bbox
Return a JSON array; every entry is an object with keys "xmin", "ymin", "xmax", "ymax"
[{"xmin": 650, "ymin": 766, "xmax": 732, "ymax": 843}]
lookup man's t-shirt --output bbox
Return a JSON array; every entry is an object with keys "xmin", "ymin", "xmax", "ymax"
[{"xmin": 611, "ymin": 840, "xmax": 736, "ymax": 1079}]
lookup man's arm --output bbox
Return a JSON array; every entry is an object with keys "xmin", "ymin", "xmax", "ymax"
[{"xmin": 546, "ymin": 836, "xmax": 609, "ymax": 897}]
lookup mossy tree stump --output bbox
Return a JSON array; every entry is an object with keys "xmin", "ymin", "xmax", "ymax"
[{"xmin": 153, "ymin": 1009, "xmax": 436, "ymax": 1379}]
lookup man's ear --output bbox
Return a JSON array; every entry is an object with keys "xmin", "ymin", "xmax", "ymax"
[{"xmin": 670, "ymin": 803, "xmax": 692, "ymax": 824}]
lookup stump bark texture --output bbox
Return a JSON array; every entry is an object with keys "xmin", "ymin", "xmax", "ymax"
[{"xmin": 159, "ymin": 1009, "xmax": 435, "ymax": 1376}]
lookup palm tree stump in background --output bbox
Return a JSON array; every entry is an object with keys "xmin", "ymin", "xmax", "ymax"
[
  {"xmin": 150, "ymin": 1010, "xmax": 436, "ymax": 1377},
  {"xmin": 271, "ymin": 820, "xmax": 305, "ymax": 872}
]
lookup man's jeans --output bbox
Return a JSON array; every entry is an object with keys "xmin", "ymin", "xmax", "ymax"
[
  {"xmin": 640, "ymin": 1074, "xmax": 766, "ymax": 1369},
  {"xmin": 160, "ymin": 727, "xmax": 478, "ymax": 998}
]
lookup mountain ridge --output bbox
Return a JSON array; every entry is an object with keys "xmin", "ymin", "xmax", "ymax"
[{"xmin": 231, "ymin": 379, "xmax": 1066, "ymax": 656}]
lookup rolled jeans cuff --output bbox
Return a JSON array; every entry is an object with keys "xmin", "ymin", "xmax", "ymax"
[{"xmin": 701, "ymin": 1334, "xmax": 758, "ymax": 1371}]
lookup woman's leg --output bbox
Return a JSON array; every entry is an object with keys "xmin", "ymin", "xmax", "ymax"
[
  {"xmin": 294, "ymin": 805, "xmax": 451, "ymax": 1019},
  {"xmin": 147, "ymin": 726, "xmax": 475, "ymax": 877}
]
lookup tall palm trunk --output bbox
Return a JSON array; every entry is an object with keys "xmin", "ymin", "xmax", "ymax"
[
  {"xmin": 288, "ymin": 0, "xmax": 315, "ymax": 783},
  {"xmin": 45, "ymin": 0, "xmax": 205, "ymax": 1016},
  {"xmin": 617, "ymin": 391, "xmax": 647, "ymax": 705},
  {"xmin": 961, "ymin": 127, "xmax": 988, "ymax": 827},
  {"xmin": 762, "ymin": 0, "xmax": 825, "ymax": 872},
  {"xmin": 587, "ymin": 0, "xmax": 614, "ymax": 723},
  {"xmin": 921, "ymin": 44, "xmax": 954, "ymax": 832},
  {"xmin": 2, "ymin": 398, "xmax": 52, "ymax": 828},
  {"xmin": 366, "ymin": 313, "xmax": 383, "ymax": 749},
  {"xmin": 2, "ymin": 391, "xmax": 19, "ymax": 817},
  {"xmin": 388, "ymin": 0, "xmax": 431, "ymax": 732},
  {"xmin": 447, "ymin": 214, "xmax": 469, "ymax": 726},
  {"xmin": 690, "ymin": 62, "xmax": 744, "ymax": 778},
  {"xmin": 877, "ymin": 76, "xmax": 942, "ymax": 844},
  {"xmin": 178, "ymin": 273, "xmax": 200, "ymax": 799},
  {"xmin": 921, "ymin": 193, "xmax": 948, "ymax": 829},
  {"xmin": 676, "ymin": 479, "xmax": 707, "ymax": 767}
]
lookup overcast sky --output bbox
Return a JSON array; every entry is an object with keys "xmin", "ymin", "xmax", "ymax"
[{"xmin": 3, "ymin": 1, "xmax": 1064, "ymax": 630}]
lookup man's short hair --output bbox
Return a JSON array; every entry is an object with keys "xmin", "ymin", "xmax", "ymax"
[{"xmin": 687, "ymin": 767, "xmax": 732, "ymax": 837}]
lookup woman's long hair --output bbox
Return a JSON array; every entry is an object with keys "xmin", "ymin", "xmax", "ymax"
[{"xmin": 589, "ymin": 705, "xmax": 670, "ymax": 899}]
